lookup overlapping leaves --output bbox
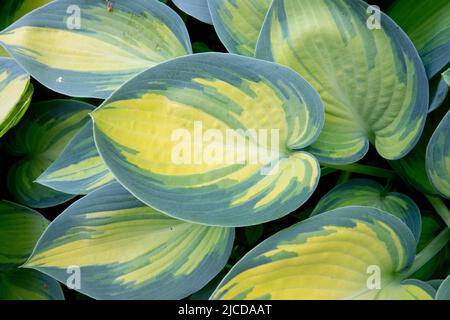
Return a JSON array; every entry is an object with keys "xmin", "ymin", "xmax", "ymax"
[
  {"xmin": 2, "ymin": 100, "xmax": 92, "ymax": 208},
  {"xmin": 173, "ymin": 0, "xmax": 212, "ymax": 24},
  {"xmin": 25, "ymin": 183, "xmax": 234, "ymax": 300},
  {"xmin": 0, "ymin": 201, "xmax": 63, "ymax": 300},
  {"xmin": 388, "ymin": 0, "xmax": 450, "ymax": 79},
  {"xmin": 0, "ymin": 57, "xmax": 32, "ymax": 138},
  {"xmin": 212, "ymin": 207, "xmax": 436, "ymax": 300},
  {"xmin": 0, "ymin": 0, "xmax": 192, "ymax": 98},
  {"xmin": 0, "ymin": 0, "xmax": 448, "ymax": 301},
  {"xmin": 0, "ymin": 0, "xmax": 51, "ymax": 57},
  {"xmin": 37, "ymin": 121, "xmax": 114, "ymax": 195},
  {"xmin": 208, "ymin": 0, "xmax": 272, "ymax": 56},
  {"xmin": 311, "ymin": 179, "xmax": 422, "ymax": 242},
  {"xmin": 256, "ymin": 0, "xmax": 428, "ymax": 164},
  {"xmin": 92, "ymin": 52, "xmax": 324, "ymax": 226}
]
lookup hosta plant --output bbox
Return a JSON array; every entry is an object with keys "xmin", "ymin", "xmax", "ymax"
[{"xmin": 0, "ymin": 0, "xmax": 448, "ymax": 301}]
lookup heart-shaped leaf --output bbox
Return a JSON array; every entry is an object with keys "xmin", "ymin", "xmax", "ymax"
[
  {"xmin": 0, "ymin": 200, "xmax": 63, "ymax": 300},
  {"xmin": 212, "ymin": 207, "xmax": 435, "ymax": 300},
  {"xmin": 2, "ymin": 100, "xmax": 92, "ymax": 208},
  {"xmin": 208, "ymin": 0, "xmax": 272, "ymax": 56},
  {"xmin": 0, "ymin": 57, "xmax": 33, "ymax": 138},
  {"xmin": 311, "ymin": 179, "xmax": 421, "ymax": 242},
  {"xmin": 426, "ymin": 110, "xmax": 450, "ymax": 199},
  {"xmin": 0, "ymin": 0, "xmax": 192, "ymax": 98},
  {"xmin": 37, "ymin": 120, "xmax": 114, "ymax": 195},
  {"xmin": 388, "ymin": 0, "xmax": 450, "ymax": 79},
  {"xmin": 173, "ymin": 0, "xmax": 213, "ymax": 24},
  {"xmin": 24, "ymin": 182, "xmax": 235, "ymax": 300},
  {"xmin": 256, "ymin": 0, "xmax": 428, "ymax": 164},
  {"xmin": 92, "ymin": 52, "xmax": 324, "ymax": 226}
]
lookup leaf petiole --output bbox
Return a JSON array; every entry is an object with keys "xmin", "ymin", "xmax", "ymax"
[
  {"xmin": 426, "ymin": 195, "xmax": 450, "ymax": 229},
  {"xmin": 402, "ymin": 228, "xmax": 450, "ymax": 278}
]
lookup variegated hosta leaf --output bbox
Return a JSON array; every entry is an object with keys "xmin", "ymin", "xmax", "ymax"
[
  {"xmin": 436, "ymin": 276, "xmax": 450, "ymax": 300},
  {"xmin": 0, "ymin": 269, "xmax": 64, "ymax": 300},
  {"xmin": 2, "ymin": 100, "xmax": 93, "ymax": 208},
  {"xmin": 0, "ymin": 0, "xmax": 51, "ymax": 57},
  {"xmin": 37, "ymin": 120, "xmax": 114, "ymax": 195},
  {"xmin": 311, "ymin": 179, "xmax": 421, "ymax": 242},
  {"xmin": 256, "ymin": 0, "xmax": 428, "ymax": 164},
  {"xmin": 0, "ymin": 201, "xmax": 48, "ymax": 270},
  {"xmin": 388, "ymin": 0, "xmax": 450, "ymax": 79},
  {"xmin": 426, "ymin": 110, "xmax": 450, "ymax": 199},
  {"xmin": 173, "ymin": 0, "xmax": 213, "ymax": 24},
  {"xmin": 0, "ymin": 200, "xmax": 64, "ymax": 300},
  {"xmin": 212, "ymin": 207, "xmax": 435, "ymax": 300},
  {"xmin": 208, "ymin": 0, "xmax": 271, "ymax": 56},
  {"xmin": 388, "ymin": 0, "xmax": 450, "ymax": 113},
  {"xmin": 0, "ymin": 57, "xmax": 33, "ymax": 138},
  {"xmin": 0, "ymin": 0, "xmax": 192, "ymax": 98},
  {"xmin": 24, "ymin": 183, "xmax": 235, "ymax": 300},
  {"xmin": 92, "ymin": 53, "xmax": 324, "ymax": 227}
]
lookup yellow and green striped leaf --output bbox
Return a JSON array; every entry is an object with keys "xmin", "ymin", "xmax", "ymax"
[
  {"xmin": 2, "ymin": 100, "xmax": 93, "ymax": 208},
  {"xmin": 436, "ymin": 276, "xmax": 450, "ymax": 300},
  {"xmin": 388, "ymin": 0, "xmax": 450, "ymax": 113},
  {"xmin": 208, "ymin": 0, "xmax": 271, "ymax": 56},
  {"xmin": 0, "ymin": 0, "xmax": 51, "ymax": 57},
  {"xmin": 0, "ymin": 200, "xmax": 64, "ymax": 300},
  {"xmin": 212, "ymin": 207, "xmax": 435, "ymax": 300},
  {"xmin": 173, "ymin": 0, "xmax": 213, "ymax": 24},
  {"xmin": 0, "ymin": 201, "xmax": 48, "ymax": 270},
  {"xmin": 0, "ymin": 0, "xmax": 192, "ymax": 98},
  {"xmin": 92, "ymin": 53, "xmax": 324, "ymax": 227},
  {"xmin": 426, "ymin": 110, "xmax": 450, "ymax": 199},
  {"xmin": 388, "ymin": 0, "xmax": 450, "ymax": 79},
  {"xmin": 311, "ymin": 179, "xmax": 421, "ymax": 242},
  {"xmin": 256, "ymin": 0, "xmax": 428, "ymax": 164},
  {"xmin": 0, "ymin": 269, "xmax": 64, "ymax": 300},
  {"xmin": 37, "ymin": 120, "xmax": 114, "ymax": 195},
  {"xmin": 24, "ymin": 182, "xmax": 235, "ymax": 300},
  {"xmin": 0, "ymin": 57, "xmax": 33, "ymax": 138}
]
